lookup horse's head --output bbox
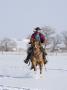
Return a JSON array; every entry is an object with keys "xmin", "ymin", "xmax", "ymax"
[{"xmin": 32, "ymin": 40, "xmax": 41, "ymax": 50}]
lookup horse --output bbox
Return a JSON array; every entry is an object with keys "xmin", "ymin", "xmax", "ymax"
[{"xmin": 31, "ymin": 40, "xmax": 45, "ymax": 74}]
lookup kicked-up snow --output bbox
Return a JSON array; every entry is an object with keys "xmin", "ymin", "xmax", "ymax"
[{"xmin": 0, "ymin": 52, "xmax": 67, "ymax": 90}]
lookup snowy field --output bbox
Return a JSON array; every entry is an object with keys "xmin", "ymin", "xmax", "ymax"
[{"xmin": 0, "ymin": 52, "xmax": 67, "ymax": 90}]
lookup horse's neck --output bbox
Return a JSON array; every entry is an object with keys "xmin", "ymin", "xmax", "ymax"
[
  {"xmin": 37, "ymin": 48, "xmax": 41, "ymax": 52},
  {"xmin": 34, "ymin": 47, "xmax": 41, "ymax": 56}
]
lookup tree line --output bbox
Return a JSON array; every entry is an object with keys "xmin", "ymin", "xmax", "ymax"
[
  {"xmin": 0, "ymin": 26, "xmax": 67, "ymax": 52},
  {"xmin": 0, "ymin": 38, "xmax": 17, "ymax": 52}
]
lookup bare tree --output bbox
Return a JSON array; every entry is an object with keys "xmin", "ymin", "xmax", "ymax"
[
  {"xmin": 41, "ymin": 26, "xmax": 55, "ymax": 46},
  {"xmin": 51, "ymin": 34, "xmax": 62, "ymax": 52},
  {"xmin": 62, "ymin": 31, "xmax": 67, "ymax": 49},
  {"xmin": 26, "ymin": 34, "xmax": 31, "ymax": 39},
  {"xmin": 1, "ymin": 38, "xmax": 17, "ymax": 51}
]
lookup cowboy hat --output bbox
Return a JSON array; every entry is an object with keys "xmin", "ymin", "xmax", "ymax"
[
  {"xmin": 35, "ymin": 27, "xmax": 41, "ymax": 31},
  {"xmin": 33, "ymin": 27, "xmax": 42, "ymax": 32}
]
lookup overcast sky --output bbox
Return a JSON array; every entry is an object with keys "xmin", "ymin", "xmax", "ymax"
[{"xmin": 0, "ymin": 0, "xmax": 67, "ymax": 39}]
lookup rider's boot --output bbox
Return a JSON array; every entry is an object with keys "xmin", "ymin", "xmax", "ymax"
[
  {"xmin": 24, "ymin": 46, "xmax": 33, "ymax": 64},
  {"xmin": 24, "ymin": 54, "xmax": 31, "ymax": 64}
]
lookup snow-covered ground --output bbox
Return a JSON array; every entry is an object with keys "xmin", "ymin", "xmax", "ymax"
[{"xmin": 0, "ymin": 52, "xmax": 67, "ymax": 90}]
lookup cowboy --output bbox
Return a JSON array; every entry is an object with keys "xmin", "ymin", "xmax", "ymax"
[{"xmin": 24, "ymin": 27, "xmax": 47, "ymax": 64}]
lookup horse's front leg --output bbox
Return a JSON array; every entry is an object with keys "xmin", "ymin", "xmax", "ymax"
[
  {"xmin": 39, "ymin": 62, "xmax": 43, "ymax": 74},
  {"xmin": 32, "ymin": 59, "xmax": 37, "ymax": 71},
  {"xmin": 40, "ymin": 65, "xmax": 42, "ymax": 74}
]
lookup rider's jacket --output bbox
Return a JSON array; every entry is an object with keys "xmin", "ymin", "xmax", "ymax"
[{"xmin": 31, "ymin": 31, "xmax": 45, "ymax": 43}]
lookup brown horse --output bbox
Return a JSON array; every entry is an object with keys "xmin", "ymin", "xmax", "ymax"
[{"xmin": 31, "ymin": 40, "xmax": 45, "ymax": 74}]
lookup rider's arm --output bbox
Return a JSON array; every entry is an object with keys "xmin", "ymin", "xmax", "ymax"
[
  {"xmin": 40, "ymin": 33, "xmax": 48, "ymax": 46},
  {"xmin": 29, "ymin": 34, "xmax": 34, "ymax": 44}
]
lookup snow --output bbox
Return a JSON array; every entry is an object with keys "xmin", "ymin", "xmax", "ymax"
[{"xmin": 0, "ymin": 52, "xmax": 67, "ymax": 90}]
